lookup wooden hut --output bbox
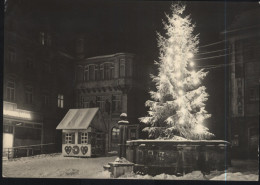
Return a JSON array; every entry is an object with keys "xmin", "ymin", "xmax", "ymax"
[{"xmin": 56, "ymin": 108, "xmax": 107, "ymax": 157}]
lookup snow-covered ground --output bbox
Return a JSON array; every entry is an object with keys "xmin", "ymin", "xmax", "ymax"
[
  {"xmin": 2, "ymin": 153, "xmax": 116, "ymax": 178},
  {"xmin": 2, "ymin": 153, "xmax": 258, "ymax": 181}
]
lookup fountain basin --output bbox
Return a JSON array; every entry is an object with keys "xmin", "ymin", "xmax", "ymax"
[{"xmin": 126, "ymin": 140, "xmax": 231, "ymax": 176}]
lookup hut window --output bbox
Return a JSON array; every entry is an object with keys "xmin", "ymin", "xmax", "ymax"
[
  {"xmin": 65, "ymin": 133, "xmax": 73, "ymax": 144},
  {"xmin": 81, "ymin": 132, "xmax": 88, "ymax": 144}
]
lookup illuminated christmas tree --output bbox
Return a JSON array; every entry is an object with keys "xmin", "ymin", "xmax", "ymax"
[{"xmin": 140, "ymin": 2, "xmax": 214, "ymax": 140}]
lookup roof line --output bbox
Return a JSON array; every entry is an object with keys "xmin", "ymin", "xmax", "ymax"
[{"xmin": 85, "ymin": 52, "xmax": 135, "ymax": 60}]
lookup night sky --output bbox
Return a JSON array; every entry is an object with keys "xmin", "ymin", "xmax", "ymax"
[{"xmin": 10, "ymin": 0, "xmax": 260, "ymax": 139}]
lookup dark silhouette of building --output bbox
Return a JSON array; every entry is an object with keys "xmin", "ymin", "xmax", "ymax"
[
  {"xmin": 3, "ymin": 0, "xmax": 149, "ymax": 155},
  {"xmin": 3, "ymin": 0, "xmax": 75, "ymax": 156},
  {"xmin": 226, "ymin": 9, "xmax": 260, "ymax": 159}
]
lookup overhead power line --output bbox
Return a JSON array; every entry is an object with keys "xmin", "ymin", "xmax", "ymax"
[
  {"xmin": 199, "ymin": 40, "xmax": 227, "ymax": 48},
  {"xmin": 197, "ymin": 48, "xmax": 230, "ymax": 55},
  {"xmin": 194, "ymin": 53, "xmax": 232, "ymax": 61},
  {"xmin": 196, "ymin": 61, "xmax": 248, "ymax": 70}
]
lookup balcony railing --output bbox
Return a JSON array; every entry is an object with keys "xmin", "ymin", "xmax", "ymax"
[{"xmin": 76, "ymin": 78, "xmax": 133, "ymax": 89}]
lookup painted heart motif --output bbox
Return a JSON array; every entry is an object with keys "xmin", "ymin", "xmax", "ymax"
[
  {"xmin": 81, "ymin": 146, "xmax": 88, "ymax": 155},
  {"xmin": 65, "ymin": 146, "xmax": 72, "ymax": 154},
  {"xmin": 72, "ymin": 146, "xmax": 80, "ymax": 154}
]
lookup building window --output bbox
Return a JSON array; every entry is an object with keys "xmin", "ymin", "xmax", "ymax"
[
  {"xmin": 3, "ymin": 125, "xmax": 13, "ymax": 133},
  {"xmin": 110, "ymin": 63, "xmax": 115, "ymax": 79},
  {"xmin": 43, "ymin": 63, "xmax": 51, "ymax": 73},
  {"xmin": 40, "ymin": 32, "xmax": 51, "ymax": 46},
  {"xmin": 104, "ymin": 63, "xmax": 114, "ymax": 80},
  {"xmin": 58, "ymin": 94, "xmax": 64, "ymax": 108},
  {"xmin": 232, "ymin": 135, "xmax": 239, "ymax": 146},
  {"xmin": 40, "ymin": 32, "xmax": 45, "ymax": 45},
  {"xmin": 65, "ymin": 133, "xmax": 72, "ymax": 144},
  {"xmin": 111, "ymin": 127, "xmax": 120, "ymax": 142},
  {"xmin": 81, "ymin": 132, "xmax": 88, "ymax": 144},
  {"xmin": 95, "ymin": 65, "xmax": 99, "ymax": 80},
  {"xmin": 119, "ymin": 59, "xmax": 125, "ymax": 77},
  {"xmin": 89, "ymin": 65, "xmax": 95, "ymax": 81},
  {"xmin": 6, "ymin": 80, "xmax": 15, "ymax": 101},
  {"xmin": 112, "ymin": 95, "xmax": 121, "ymax": 113},
  {"xmin": 43, "ymin": 94, "xmax": 50, "ymax": 107},
  {"xmin": 96, "ymin": 96, "xmax": 105, "ymax": 112},
  {"xmin": 234, "ymin": 41, "xmax": 244, "ymax": 78},
  {"xmin": 25, "ymin": 86, "xmax": 33, "ymax": 104},
  {"xmin": 249, "ymin": 88, "xmax": 259, "ymax": 101},
  {"xmin": 46, "ymin": 34, "xmax": 51, "ymax": 46},
  {"xmin": 26, "ymin": 58, "xmax": 34, "ymax": 69},
  {"xmin": 7, "ymin": 48, "xmax": 16, "ymax": 64},
  {"xmin": 77, "ymin": 66, "xmax": 84, "ymax": 81},
  {"xmin": 100, "ymin": 64, "xmax": 104, "ymax": 80},
  {"xmin": 84, "ymin": 65, "xmax": 89, "ymax": 81},
  {"xmin": 82, "ymin": 97, "xmax": 89, "ymax": 108}
]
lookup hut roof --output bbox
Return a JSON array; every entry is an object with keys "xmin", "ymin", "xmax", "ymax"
[{"xmin": 56, "ymin": 108, "xmax": 104, "ymax": 130}]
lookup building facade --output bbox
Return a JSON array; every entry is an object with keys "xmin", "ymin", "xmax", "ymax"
[
  {"xmin": 3, "ymin": 1, "xmax": 149, "ymax": 156},
  {"xmin": 227, "ymin": 9, "xmax": 260, "ymax": 159},
  {"xmin": 3, "ymin": 1, "xmax": 75, "ymax": 156},
  {"xmin": 74, "ymin": 52, "xmax": 144, "ymax": 151}
]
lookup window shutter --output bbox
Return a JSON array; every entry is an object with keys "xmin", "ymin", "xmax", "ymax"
[
  {"xmin": 62, "ymin": 133, "xmax": 65, "ymax": 144},
  {"xmin": 72, "ymin": 133, "xmax": 75, "ymax": 144},
  {"xmin": 78, "ymin": 132, "xmax": 81, "ymax": 144},
  {"xmin": 88, "ymin": 132, "xmax": 92, "ymax": 144}
]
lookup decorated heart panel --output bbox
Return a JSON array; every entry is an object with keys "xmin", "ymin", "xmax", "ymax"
[
  {"xmin": 81, "ymin": 146, "xmax": 88, "ymax": 155},
  {"xmin": 65, "ymin": 146, "xmax": 72, "ymax": 154}
]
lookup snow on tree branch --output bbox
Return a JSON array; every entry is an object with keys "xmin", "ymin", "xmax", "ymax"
[{"xmin": 139, "ymin": 2, "xmax": 214, "ymax": 140}]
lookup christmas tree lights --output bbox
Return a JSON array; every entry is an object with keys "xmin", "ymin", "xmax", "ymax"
[{"xmin": 140, "ymin": 2, "xmax": 214, "ymax": 140}]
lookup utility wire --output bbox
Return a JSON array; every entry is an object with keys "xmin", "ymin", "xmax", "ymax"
[
  {"xmin": 197, "ymin": 48, "xmax": 230, "ymax": 55},
  {"xmin": 197, "ymin": 42, "xmax": 257, "ymax": 56},
  {"xmin": 195, "ymin": 45, "xmax": 259, "ymax": 61},
  {"xmin": 199, "ymin": 40, "xmax": 227, "ymax": 48},
  {"xmin": 198, "ymin": 24, "xmax": 260, "ymax": 49},
  {"xmin": 197, "ymin": 61, "xmax": 248, "ymax": 70},
  {"xmin": 194, "ymin": 53, "xmax": 232, "ymax": 61}
]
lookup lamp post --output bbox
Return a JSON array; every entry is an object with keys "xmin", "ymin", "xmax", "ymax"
[{"xmin": 118, "ymin": 113, "xmax": 129, "ymax": 158}]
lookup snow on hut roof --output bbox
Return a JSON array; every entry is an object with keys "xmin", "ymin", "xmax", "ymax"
[{"xmin": 56, "ymin": 108, "xmax": 100, "ymax": 130}]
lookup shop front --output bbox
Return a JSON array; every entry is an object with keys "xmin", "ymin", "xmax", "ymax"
[
  {"xmin": 56, "ymin": 108, "xmax": 107, "ymax": 157},
  {"xmin": 3, "ymin": 101, "xmax": 43, "ymax": 158}
]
